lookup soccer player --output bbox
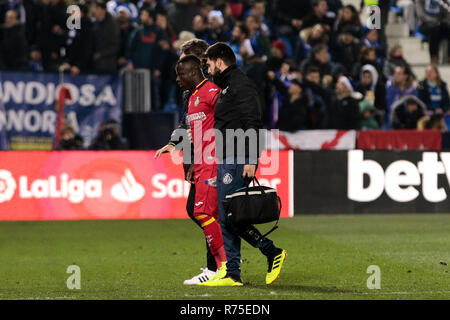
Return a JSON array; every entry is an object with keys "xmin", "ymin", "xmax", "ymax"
[
  {"xmin": 175, "ymin": 55, "xmax": 227, "ymax": 276},
  {"xmin": 154, "ymin": 40, "xmax": 219, "ymax": 285},
  {"xmin": 203, "ymin": 42, "xmax": 287, "ymax": 286}
]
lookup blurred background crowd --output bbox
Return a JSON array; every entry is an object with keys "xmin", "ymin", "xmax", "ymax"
[{"xmin": 1, "ymin": 0, "xmax": 450, "ymax": 150}]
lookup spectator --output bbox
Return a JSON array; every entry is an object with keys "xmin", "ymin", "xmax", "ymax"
[
  {"xmin": 127, "ymin": 8, "xmax": 165, "ymax": 109},
  {"xmin": 301, "ymin": 0, "xmax": 335, "ymax": 32},
  {"xmin": 362, "ymin": 28, "xmax": 386, "ymax": 63},
  {"xmin": 332, "ymin": 26, "xmax": 361, "ymax": 76},
  {"xmin": 417, "ymin": 113, "xmax": 448, "ymax": 131},
  {"xmin": 156, "ymin": 11, "xmax": 179, "ymax": 109},
  {"xmin": 192, "ymin": 14, "xmax": 208, "ymax": 41},
  {"xmin": 272, "ymin": 0, "xmax": 312, "ymax": 36},
  {"xmin": 266, "ymin": 40, "xmax": 286, "ymax": 71},
  {"xmin": 300, "ymin": 44, "xmax": 332, "ymax": 81},
  {"xmin": 275, "ymin": 79, "xmax": 309, "ymax": 131},
  {"xmin": 301, "ymin": 23, "xmax": 329, "ymax": 54},
  {"xmin": 356, "ymin": 64, "xmax": 387, "ymax": 114},
  {"xmin": 390, "ymin": 95, "xmax": 426, "ymax": 129},
  {"xmin": 244, "ymin": 0, "xmax": 270, "ymax": 37},
  {"xmin": 0, "ymin": 10, "xmax": 28, "ymax": 70},
  {"xmin": 60, "ymin": 3, "xmax": 94, "ymax": 75},
  {"xmin": 107, "ymin": 0, "xmax": 139, "ymax": 22},
  {"xmin": 246, "ymin": 14, "xmax": 270, "ymax": 59},
  {"xmin": 352, "ymin": 46, "xmax": 382, "ymax": 81},
  {"xmin": 28, "ymin": 45, "xmax": 43, "ymax": 72},
  {"xmin": 138, "ymin": 0, "xmax": 165, "ymax": 13},
  {"xmin": 383, "ymin": 44, "xmax": 413, "ymax": 79},
  {"xmin": 328, "ymin": 75, "xmax": 361, "ymax": 130},
  {"xmin": 57, "ymin": 125, "xmax": 84, "ymax": 150},
  {"xmin": 386, "ymin": 65, "xmax": 417, "ymax": 117},
  {"xmin": 416, "ymin": 0, "xmax": 450, "ymax": 64},
  {"xmin": 334, "ymin": 4, "xmax": 361, "ymax": 37},
  {"xmin": 36, "ymin": 0, "xmax": 67, "ymax": 71},
  {"xmin": 89, "ymin": 120, "xmax": 128, "ymax": 150},
  {"xmin": 417, "ymin": 64, "xmax": 450, "ymax": 113},
  {"xmin": 166, "ymin": 0, "xmax": 199, "ymax": 34},
  {"xmin": 230, "ymin": 24, "xmax": 254, "ymax": 67},
  {"xmin": 359, "ymin": 100, "xmax": 380, "ymax": 130},
  {"xmin": 116, "ymin": 6, "xmax": 136, "ymax": 70},
  {"xmin": 205, "ymin": 10, "xmax": 228, "ymax": 44},
  {"xmin": 92, "ymin": 0, "xmax": 120, "ymax": 72}
]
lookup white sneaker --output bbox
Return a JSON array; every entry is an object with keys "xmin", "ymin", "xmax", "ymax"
[{"xmin": 183, "ymin": 268, "xmax": 217, "ymax": 285}]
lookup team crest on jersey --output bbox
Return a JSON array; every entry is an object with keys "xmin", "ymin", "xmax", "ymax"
[
  {"xmin": 221, "ymin": 86, "xmax": 229, "ymax": 95},
  {"xmin": 223, "ymin": 173, "xmax": 233, "ymax": 184},
  {"xmin": 195, "ymin": 96, "xmax": 200, "ymax": 106}
]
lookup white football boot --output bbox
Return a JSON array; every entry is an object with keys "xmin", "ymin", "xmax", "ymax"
[{"xmin": 183, "ymin": 268, "xmax": 217, "ymax": 285}]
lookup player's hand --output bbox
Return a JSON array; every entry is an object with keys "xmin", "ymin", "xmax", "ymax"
[
  {"xmin": 186, "ymin": 164, "xmax": 195, "ymax": 184},
  {"xmin": 154, "ymin": 144, "xmax": 175, "ymax": 159},
  {"xmin": 242, "ymin": 164, "xmax": 256, "ymax": 179}
]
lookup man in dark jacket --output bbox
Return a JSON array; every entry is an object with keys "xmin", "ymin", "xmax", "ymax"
[
  {"xmin": 61, "ymin": 3, "xmax": 93, "ymax": 75},
  {"xmin": 329, "ymin": 76, "xmax": 361, "ymax": 130},
  {"xmin": 127, "ymin": 8, "xmax": 165, "ymax": 109},
  {"xmin": 202, "ymin": 42, "xmax": 286, "ymax": 287},
  {"xmin": 92, "ymin": 0, "xmax": 120, "ymax": 72},
  {"xmin": 390, "ymin": 95, "xmax": 426, "ymax": 129},
  {"xmin": 0, "ymin": 10, "xmax": 27, "ymax": 70}
]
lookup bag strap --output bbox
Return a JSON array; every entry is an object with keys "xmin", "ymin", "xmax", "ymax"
[
  {"xmin": 245, "ymin": 176, "xmax": 265, "ymax": 195},
  {"xmin": 261, "ymin": 196, "xmax": 282, "ymax": 238}
]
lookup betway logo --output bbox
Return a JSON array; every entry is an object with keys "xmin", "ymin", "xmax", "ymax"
[
  {"xmin": 348, "ymin": 150, "xmax": 450, "ymax": 202},
  {"xmin": 0, "ymin": 169, "xmax": 144, "ymax": 204}
]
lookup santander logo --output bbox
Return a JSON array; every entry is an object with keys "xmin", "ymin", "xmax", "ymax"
[{"xmin": 110, "ymin": 169, "xmax": 145, "ymax": 202}]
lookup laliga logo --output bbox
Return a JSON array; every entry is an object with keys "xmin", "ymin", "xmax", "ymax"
[
  {"xmin": 0, "ymin": 170, "xmax": 16, "ymax": 203},
  {"xmin": 110, "ymin": 169, "xmax": 145, "ymax": 202},
  {"xmin": 0, "ymin": 169, "xmax": 145, "ymax": 204}
]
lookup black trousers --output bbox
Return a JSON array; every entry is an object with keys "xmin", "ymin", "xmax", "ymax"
[
  {"xmin": 420, "ymin": 22, "xmax": 450, "ymax": 59},
  {"xmin": 186, "ymin": 184, "xmax": 217, "ymax": 272}
]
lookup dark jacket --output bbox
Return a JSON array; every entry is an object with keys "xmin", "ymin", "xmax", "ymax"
[
  {"xmin": 213, "ymin": 64, "xmax": 263, "ymax": 163},
  {"xmin": 390, "ymin": 95, "xmax": 426, "ymax": 129},
  {"xmin": 417, "ymin": 79, "xmax": 450, "ymax": 112},
  {"xmin": 66, "ymin": 16, "xmax": 93, "ymax": 70},
  {"xmin": 127, "ymin": 24, "xmax": 164, "ymax": 70},
  {"xmin": 0, "ymin": 24, "xmax": 28, "ymax": 70},
  {"xmin": 276, "ymin": 96, "xmax": 309, "ymax": 132},
  {"xmin": 93, "ymin": 12, "xmax": 120, "ymax": 72},
  {"xmin": 328, "ymin": 95, "xmax": 361, "ymax": 130}
]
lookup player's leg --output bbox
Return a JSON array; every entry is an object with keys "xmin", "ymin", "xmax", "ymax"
[
  {"xmin": 183, "ymin": 184, "xmax": 217, "ymax": 285},
  {"xmin": 186, "ymin": 184, "xmax": 217, "ymax": 272},
  {"xmin": 193, "ymin": 165, "xmax": 227, "ymax": 271}
]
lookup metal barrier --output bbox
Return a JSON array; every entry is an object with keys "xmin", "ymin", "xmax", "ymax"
[{"xmin": 123, "ymin": 69, "xmax": 151, "ymax": 113}]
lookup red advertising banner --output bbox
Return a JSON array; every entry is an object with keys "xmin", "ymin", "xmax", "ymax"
[
  {"xmin": 0, "ymin": 150, "xmax": 292, "ymax": 221},
  {"xmin": 357, "ymin": 130, "xmax": 442, "ymax": 150}
]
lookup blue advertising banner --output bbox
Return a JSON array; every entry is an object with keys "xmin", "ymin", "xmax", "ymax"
[{"xmin": 0, "ymin": 72, "xmax": 122, "ymax": 150}]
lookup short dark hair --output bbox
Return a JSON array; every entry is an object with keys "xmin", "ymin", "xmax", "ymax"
[
  {"xmin": 205, "ymin": 42, "xmax": 236, "ymax": 66},
  {"xmin": 141, "ymin": 7, "xmax": 156, "ymax": 20},
  {"xmin": 236, "ymin": 24, "xmax": 249, "ymax": 37},
  {"xmin": 180, "ymin": 39, "xmax": 209, "ymax": 59},
  {"xmin": 306, "ymin": 65, "xmax": 320, "ymax": 75},
  {"xmin": 95, "ymin": 0, "xmax": 107, "ymax": 10},
  {"xmin": 176, "ymin": 54, "xmax": 202, "ymax": 73}
]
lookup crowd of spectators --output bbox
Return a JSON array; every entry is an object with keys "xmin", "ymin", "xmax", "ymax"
[{"xmin": 0, "ymin": 0, "xmax": 449, "ymax": 135}]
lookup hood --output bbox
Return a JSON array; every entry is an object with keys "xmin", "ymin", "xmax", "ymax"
[{"xmin": 360, "ymin": 64, "xmax": 378, "ymax": 92}]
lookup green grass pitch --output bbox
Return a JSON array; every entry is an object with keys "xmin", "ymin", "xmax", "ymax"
[{"xmin": 0, "ymin": 214, "xmax": 449, "ymax": 300}]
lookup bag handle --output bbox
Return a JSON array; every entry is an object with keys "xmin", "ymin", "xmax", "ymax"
[{"xmin": 244, "ymin": 176, "xmax": 266, "ymax": 195}]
